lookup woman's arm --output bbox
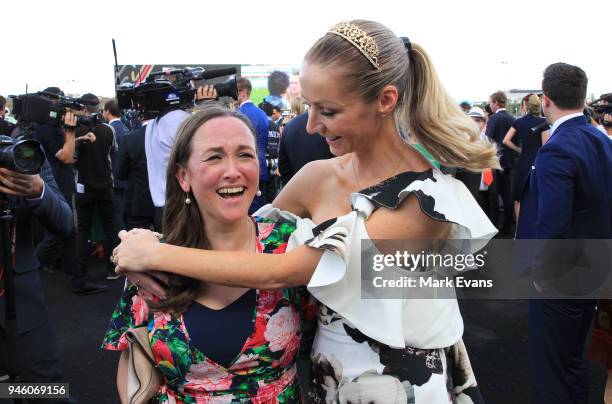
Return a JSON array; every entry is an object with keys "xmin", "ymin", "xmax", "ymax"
[
  {"xmin": 117, "ymin": 351, "xmax": 128, "ymax": 404},
  {"xmin": 115, "ymin": 231, "xmax": 322, "ymax": 289},
  {"xmin": 115, "ymin": 194, "xmax": 449, "ymax": 289},
  {"xmin": 502, "ymin": 127, "xmax": 521, "ymax": 154}
]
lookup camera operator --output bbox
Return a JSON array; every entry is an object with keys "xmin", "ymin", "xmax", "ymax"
[
  {"xmin": 602, "ymin": 112, "xmax": 612, "ymax": 138},
  {"xmin": 0, "ymin": 159, "xmax": 76, "ymax": 403},
  {"xmin": 31, "ymin": 87, "xmax": 78, "ymax": 277},
  {"xmin": 144, "ymin": 102, "xmax": 190, "ymax": 232},
  {"xmin": 72, "ymin": 93, "xmax": 119, "ymax": 284},
  {"xmin": 0, "ymin": 95, "xmax": 16, "ymax": 136}
]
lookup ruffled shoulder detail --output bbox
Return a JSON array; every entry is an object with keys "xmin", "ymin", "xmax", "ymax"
[
  {"xmin": 302, "ymin": 169, "xmax": 497, "ymax": 348},
  {"xmin": 352, "ymin": 168, "xmax": 498, "ymax": 246}
]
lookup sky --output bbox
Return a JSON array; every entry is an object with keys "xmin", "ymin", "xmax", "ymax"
[{"xmin": 3, "ymin": 0, "xmax": 610, "ymax": 102}]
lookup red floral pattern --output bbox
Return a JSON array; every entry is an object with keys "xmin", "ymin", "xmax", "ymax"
[{"xmin": 102, "ymin": 215, "xmax": 314, "ymax": 403}]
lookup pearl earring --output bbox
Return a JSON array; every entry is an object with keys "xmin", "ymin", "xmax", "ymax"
[
  {"xmin": 185, "ymin": 192, "xmax": 192, "ymax": 205},
  {"xmin": 256, "ymin": 190, "xmax": 262, "ymax": 197}
]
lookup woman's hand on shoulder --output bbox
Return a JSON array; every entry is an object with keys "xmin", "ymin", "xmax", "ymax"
[{"xmin": 366, "ymin": 193, "xmax": 450, "ymax": 241}]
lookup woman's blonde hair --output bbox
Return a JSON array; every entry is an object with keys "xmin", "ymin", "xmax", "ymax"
[
  {"xmin": 527, "ymin": 94, "xmax": 541, "ymax": 116},
  {"xmin": 305, "ymin": 20, "xmax": 499, "ymax": 171}
]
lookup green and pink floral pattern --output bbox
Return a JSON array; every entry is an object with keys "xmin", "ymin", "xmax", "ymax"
[{"xmin": 102, "ymin": 216, "xmax": 309, "ymax": 403}]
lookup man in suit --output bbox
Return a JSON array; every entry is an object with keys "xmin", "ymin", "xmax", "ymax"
[
  {"xmin": 278, "ymin": 112, "xmax": 334, "ymax": 186},
  {"xmin": 0, "ymin": 160, "xmax": 76, "ymax": 403},
  {"xmin": 116, "ymin": 124, "xmax": 155, "ymax": 231},
  {"xmin": 516, "ymin": 63, "xmax": 612, "ymax": 404},
  {"xmin": 236, "ymin": 78, "xmax": 272, "ymax": 211},
  {"xmin": 103, "ymin": 99, "xmax": 129, "ymax": 231},
  {"xmin": 74, "ymin": 94, "xmax": 118, "ymax": 283},
  {"xmin": 485, "ymin": 91, "xmax": 516, "ymax": 234}
]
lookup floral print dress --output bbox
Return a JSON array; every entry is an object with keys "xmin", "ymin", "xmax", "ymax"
[{"xmin": 102, "ymin": 214, "xmax": 312, "ymax": 403}]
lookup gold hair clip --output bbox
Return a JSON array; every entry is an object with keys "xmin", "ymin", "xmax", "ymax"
[{"xmin": 327, "ymin": 22, "xmax": 380, "ymax": 70}]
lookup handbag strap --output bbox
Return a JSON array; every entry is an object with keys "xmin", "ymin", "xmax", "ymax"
[{"xmin": 126, "ymin": 327, "xmax": 157, "ymax": 367}]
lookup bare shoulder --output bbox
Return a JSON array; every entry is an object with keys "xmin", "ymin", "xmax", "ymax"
[
  {"xmin": 273, "ymin": 158, "xmax": 340, "ymax": 217},
  {"xmin": 366, "ymin": 193, "xmax": 450, "ymax": 240}
]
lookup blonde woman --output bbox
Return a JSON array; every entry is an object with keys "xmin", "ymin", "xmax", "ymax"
[
  {"xmin": 115, "ymin": 20, "xmax": 498, "ymax": 403},
  {"xmin": 502, "ymin": 94, "xmax": 548, "ymax": 221}
]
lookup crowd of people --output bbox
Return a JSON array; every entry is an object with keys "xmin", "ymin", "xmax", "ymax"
[{"xmin": 0, "ymin": 18, "xmax": 611, "ymax": 404}]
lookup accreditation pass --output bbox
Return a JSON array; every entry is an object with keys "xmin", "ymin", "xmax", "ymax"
[{"xmin": 0, "ymin": 383, "xmax": 69, "ymax": 398}]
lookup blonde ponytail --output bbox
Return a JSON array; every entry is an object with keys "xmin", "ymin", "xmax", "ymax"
[{"xmin": 400, "ymin": 44, "xmax": 500, "ymax": 171}]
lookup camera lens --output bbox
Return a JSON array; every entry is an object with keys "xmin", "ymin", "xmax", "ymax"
[{"xmin": 13, "ymin": 140, "xmax": 45, "ymax": 174}]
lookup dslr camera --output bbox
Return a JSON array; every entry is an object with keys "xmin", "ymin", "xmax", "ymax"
[
  {"xmin": 0, "ymin": 135, "xmax": 45, "ymax": 174},
  {"xmin": 116, "ymin": 67, "xmax": 238, "ymax": 119}
]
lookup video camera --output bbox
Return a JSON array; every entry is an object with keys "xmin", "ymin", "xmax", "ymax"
[
  {"xmin": 116, "ymin": 67, "xmax": 238, "ymax": 119},
  {"xmin": 588, "ymin": 93, "xmax": 612, "ymax": 127},
  {"xmin": 0, "ymin": 135, "xmax": 45, "ymax": 175},
  {"xmin": 10, "ymin": 91, "xmax": 100, "ymax": 129}
]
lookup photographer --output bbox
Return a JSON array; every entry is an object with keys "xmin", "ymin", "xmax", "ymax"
[
  {"xmin": 32, "ymin": 87, "xmax": 77, "ymax": 276},
  {"xmin": 0, "ymin": 159, "xmax": 76, "ymax": 403},
  {"xmin": 73, "ymin": 93, "xmax": 118, "ymax": 284},
  {"xmin": 145, "ymin": 106, "xmax": 190, "ymax": 232},
  {"xmin": 602, "ymin": 112, "xmax": 612, "ymax": 138}
]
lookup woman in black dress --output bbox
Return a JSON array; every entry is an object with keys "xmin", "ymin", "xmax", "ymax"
[{"xmin": 502, "ymin": 94, "xmax": 548, "ymax": 221}]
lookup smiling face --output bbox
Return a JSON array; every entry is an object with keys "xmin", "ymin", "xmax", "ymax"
[
  {"xmin": 176, "ymin": 116, "xmax": 259, "ymax": 226},
  {"xmin": 300, "ymin": 62, "xmax": 384, "ymax": 156}
]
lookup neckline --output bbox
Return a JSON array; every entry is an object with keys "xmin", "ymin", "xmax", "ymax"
[
  {"xmin": 355, "ymin": 168, "xmax": 433, "ymax": 195},
  {"xmin": 190, "ymin": 288, "xmax": 255, "ymax": 312},
  {"xmin": 178, "ymin": 223, "xmax": 263, "ymax": 372}
]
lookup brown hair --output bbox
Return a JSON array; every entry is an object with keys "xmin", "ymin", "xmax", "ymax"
[
  {"xmin": 542, "ymin": 62, "xmax": 587, "ymax": 110},
  {"xmin": 236, "ymin": 77, "xmax": 252, "ymax": 96},
  {"xmin": 305, "ymin": 20, "xmax": 499, "ymax": 171},
  {"xmin": 148, "ymin": 105, "xmax": 256, "ymax": 315},
  {"xmin": 490, "ymin": 91, "xmax": 508, "ymax": 108}
]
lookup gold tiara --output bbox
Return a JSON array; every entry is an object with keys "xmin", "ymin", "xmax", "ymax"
[{"xmin": 327, "ymin": 22, "xmax": 380, "ymax": 70}]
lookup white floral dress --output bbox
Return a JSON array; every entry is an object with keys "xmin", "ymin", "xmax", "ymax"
[{"xmin": 283, "ymin": 169, "xmax": 497, "ymax": 404}]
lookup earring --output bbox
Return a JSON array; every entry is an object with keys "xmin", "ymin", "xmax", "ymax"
[
  {"xmin": 256, "ymin": 189, "xmax": 262, "ymax": 197},
  {"xmin": 185, "ymin": 192, "xmax": 192, "ymax": 205}
]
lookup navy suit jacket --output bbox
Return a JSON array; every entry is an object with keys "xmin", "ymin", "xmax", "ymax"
[
  {"xmin": 116, "ymin": 126, "xmax": 155, "ymax": 219},
  {"xmin": 110, "ymin": 119, "xmax": 129, "ymax": 190},
  {"xmin": 0, "ymin": 160, "xmax": 73, "ymax": 333},
  {"xmin": 485, "ymin": 109, "xmax": 517, "ymax": 169},
  {"xmin": 517, "ymin": 115, "xmax": 612, "ymax": 240},
  {"xmin": 278, "ymin": 112, "xmax": 334, "ymax": 185},
  {"xmin": 516, "ymin": 116, "xmax": 612, "ymax": 287}
]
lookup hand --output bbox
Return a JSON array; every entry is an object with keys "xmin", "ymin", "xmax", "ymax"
[
  {"xmin": 195, "ymin": 85, "xmax": 218, "ymax": 101},
  {"xmin": 0, "ymin": 168, "xmax": 44, "ymax": 198},
  {"xmin": 112, "ymin": 228, "xmax": 161, "ymax": 273},
  {"xmin": 63, "ymin": 112, "xmax": 77, "ymax": 132},
  {"xmin": 76, "ymin": 132, "xmax": 96, "ymax": 143},
  {"xmin": 126, "ymin": 271, "xmax": 169, "ymax": 300}
]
